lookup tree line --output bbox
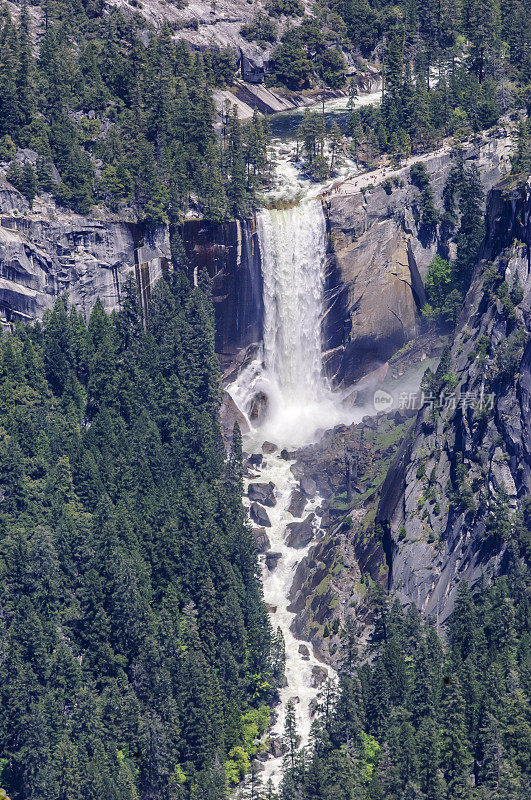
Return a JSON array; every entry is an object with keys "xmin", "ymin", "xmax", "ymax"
[{"xmin": 272, "ymin": 572, "xmax": 530, "ymax": 800}]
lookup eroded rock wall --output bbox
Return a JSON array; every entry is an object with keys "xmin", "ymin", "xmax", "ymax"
[
  {"xmin": 0, "ymin": 186, "xmax": 169, "ymax": 324},
  {"xmin": 182, "ymin": 217, "xmax": 263, "ymax": 367},
  {"xmin": 0, "ymin": 183, "xmax": 262, "ymax": 364}
]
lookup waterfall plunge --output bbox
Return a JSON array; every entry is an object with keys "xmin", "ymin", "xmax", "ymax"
[
  {"xmin": 260, "ymin": 201, "xmax": 327, "ymax": 403},
  {"xmin": 230, "ymin": 199, "xmax": 355, "ymax": 448},
  {"xmin": 230, "ymin": 200, "xmax": 351, "ymax": 789}
]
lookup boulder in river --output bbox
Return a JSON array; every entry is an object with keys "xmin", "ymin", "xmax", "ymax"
[
  {"xmin": 248, "ymin": 453, "xmax": 263, "ymax": 469},
  {"xmin": 262, "ymin": 441, "xmax": 278, "ymax": 454},
  {"xmin": 309, "ymin": 698, "xmax": 319, "ymax": 717},
  {"xmin": 298, "ymin": 644, "xmax": 310, "ymax": 660},
  {"xmin": 285, "ymin": 514, "xmax": 315, "ymax": 548},
  {"xmin": 248, "ymin": 481, "xmax": 276, "ymax": 507},
  {"xmin": 265, "ymin": 551, "xmax": 281, "ymax": 570},
  {"xmin": 288, "ymin": 488, "xmax": 307, "ymax": 517},
  {"xmin": 310, "ymin": 665, "xmax": 328, "ymax": 687},
  {"xmin": 250, "ymin": 502, "xmax": 271, "ymax": 527},
  {"xmin": 253, "ymin": 527, "xmax": 271, "ymax": 553},
  {"xmin": 270, "ymin": 736, "xmax": 283, "ymax": 757},
  {"xmin": 300, "ymin": 476, "xmax": 317, "ymax": 498}
]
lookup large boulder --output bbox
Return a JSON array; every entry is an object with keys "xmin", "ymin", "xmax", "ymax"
[
  {"xmin": 298, "ymin": 644, "xmax": 310, "ymax": 661},
  {"xmin": 247, "ymin": 453, "xmax": 263, "ymax": 469},
  {"xmin": 310, "ymin": 665, "xmax": 328, "ymax": 688},
  {"xmin": 270, "ymin": 736, "xmax": 283, "ymax": 757},
  {"xmin": 300, "ymin": 476, "xmax": 317, "ymax": 498},
  {"xmin": 265, "ymin": 551, "xmax": 281, "ymax": 570},
  {"xmin": 288, "ymin": 489, "xmax": 307, "ymax": 517},
  {"xmin": 285, "ymin": 514, "xmax": 316, "ymax": 548},
  {"xmin": 250, "ymin": 502, "xmax": 271, "ymax": 527},
  {"xmin": 252, "ymin": 527, "xmax": 271, "ymax": 553},
  {"xmin": 248, "ymin": 481, "xmax": 276, "ymax": 507},
  {"xmin": 262, "ymin": 441, "xmax": 278, "ymax": 454}
]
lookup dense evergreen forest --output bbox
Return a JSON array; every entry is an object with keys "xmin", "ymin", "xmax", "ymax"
[
  {"xmin": 275, "ymin": 572, "xmax": 530, "ymax": 800},
  {"xmin": 0, "ymin": 238, "xmax": 282, "ymax": 799},
  {"xmin": 0, "ymin": 2, "xmax": 530, "ymax": 800},
  {"xmin": 0, "ymin": 0, "xmax": 271, "ymax": 221}
]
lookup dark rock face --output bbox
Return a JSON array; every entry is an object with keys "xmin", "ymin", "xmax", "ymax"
[
  {"xmin": 0, "ymin": 191, "xmax": 261, "ymax": 374},
  {"xmin": 248, "ymin": 481, "xmax": 276, "ymax": 507},
  {"xmin": 378, "ymin": 179, "xmax": 531, "ymax": 621},
  {"xmin": 287, "ymin": 489, "xmax": 307, "ymax": 517},
  {"xmin": 298, "ymin": 644, "xmax": 310, "ymax": 660},
  {"xmin": 310, "ymin": 665, "xmax": 328, "ymax": 687},
  {"xmin": 182, "ymin": 218, "xmax": 263, "ymax": 368},
  {"xmin": 323, "ymin": 135, "xmax": 512, "ymax": 385},
  {"xmin": 249, "ymin": 502, "xmax": 271, "ymax": 527},
  {"xmin": 285, "ymin": 514, "xmax": 316, "ymax": 548}
]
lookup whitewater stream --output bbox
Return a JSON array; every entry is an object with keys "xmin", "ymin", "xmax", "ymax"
[{"xmin": 229, "ymin": 199, "xmax": 369, "ymax": 788}]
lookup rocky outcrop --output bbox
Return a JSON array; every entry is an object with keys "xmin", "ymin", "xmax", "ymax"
[
  {"xmin": 252, "ymin": 527, "xmax": 271, "ymax": 553},
  {"xmin": 250, "ymin": 501, "xmax": 271, "ymax": 527},
  {"xmin": 323, "ymin": 132, "xmax": 514, "ymax": 385},
  {"xmin": 0, "ymin": 189, "xmax": 169, "ymax": 324},
  {"xmin": 220, "ymin": 390, "xmax": 250, "ymax": 438},
  {"xmin": 377, "ymin": 177, "xmax": 531, "ymax": 621},
  {"xmin": 287, "ymin": 489, "xmax": 307, "ymax": 517},
  {"xmin": 0, "ymin": 185, "xmax": 262, "ymax": 365},
  {"xmin": 286, "ymin": 412, "xmax": 415, "ymax": 664},
  {"xmin": 285, "ymin": 514, "xmax": 317, "ymax": 548}
]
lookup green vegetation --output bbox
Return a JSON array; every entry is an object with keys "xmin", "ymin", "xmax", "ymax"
[
  {"xmin": 0, "ymin": 248, "xmax": 277, "ymax": 799},
  {"xmin": 0, "ymin": 1, "xmax": 270, "ymax": 221},
  {"xmin": 269, "ymin": 17, "xmax": 346, "ymax": 90},
  {"xmin": 410, "ymin": 162, "xmax": 438, "ymax": 229},
  {"xmin": 422, "ymin": 254, "xmax": 463, "ymax": 328},
  {"xmin": 279, "ymin": 574, "xmax": 530, "ymax": 800}
]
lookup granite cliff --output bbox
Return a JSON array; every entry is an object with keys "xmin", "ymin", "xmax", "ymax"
[
  {"xmin": 0, "ymin": 183, "xmax": 262, "ymax": 364},
  {"xmin": 323, "ymin": 130, "xmax": 513, "ymax": 385},
  {"xmin": 377, "ymin": 176, "xmax": 530, "ymax": 621},
  {"xmin": 278, "ymin": 174, "xmax": 530, "ymax": 665}
]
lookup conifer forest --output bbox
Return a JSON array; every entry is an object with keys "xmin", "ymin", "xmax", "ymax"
[{"xmin": 0, "ymin": 1, "xmax": 529, "ymax": 799}]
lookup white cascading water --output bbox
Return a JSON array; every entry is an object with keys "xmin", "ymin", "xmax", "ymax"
[
  {"xmin": 229, "ymin": 199, "xmax": 357, "ymax": 449},
  {"xmin": 230, "ymin": 199, "xmax": 353, "ymax": 790},
  {"xmin": 260, "ymin": 202, "xmax": 326, "ymax": 403}
]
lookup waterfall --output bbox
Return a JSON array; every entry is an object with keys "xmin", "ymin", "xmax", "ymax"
[
  {"xmin": 229, "ymin": 200, "xmax": 343, "ymax": 790},
  {"xmin": 231, "ymin": 197, "xmax": 354, "ymax": 447},
  {"xmin": 259, "ymin": 200, "xmax": 327, "ymax": 404}
]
